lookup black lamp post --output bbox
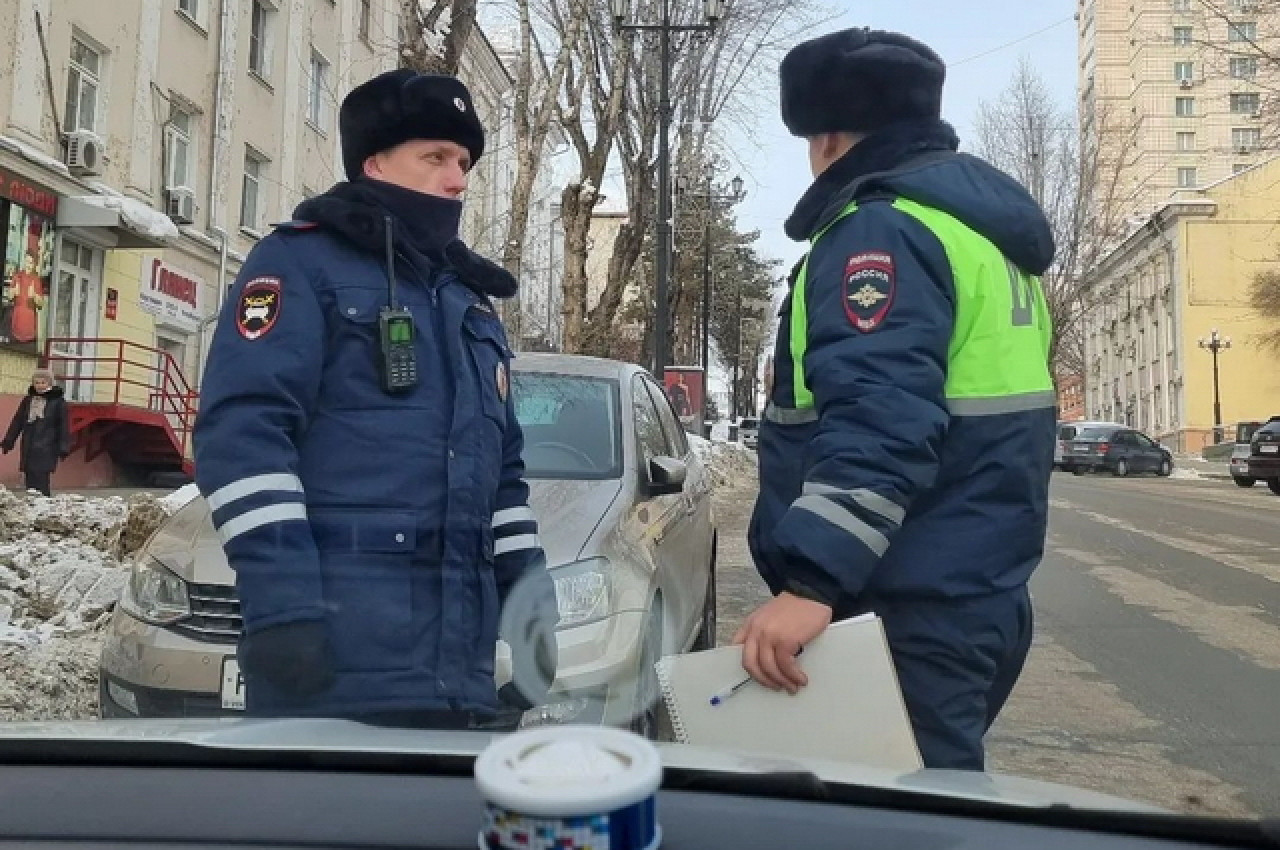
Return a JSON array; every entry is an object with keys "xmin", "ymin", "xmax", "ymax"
[
  {"xmin": 1198, "ymin": 327, "xmax": 1231, "ymax": 444},
  {"xmin": 612, "ymin": 0, "xmax": 726, "ymax": 381},
  {"xmin": 676, "ymin": 167, "xmax": 744, "ymax": 375}
]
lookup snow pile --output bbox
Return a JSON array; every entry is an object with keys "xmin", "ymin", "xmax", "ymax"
[
  {"xmin": 690, "ymin": 435, "xmax": 759, "ymax": 491},
  {"xmin": 1170, "ymin": 466, "xmax": 1206, "ymax": 481},
  {"xmin": 78, "ymin": 187, "xmax": 180, "ymax": 244},
  {"xmin": 0, "ymin": 488, "xmax": 180, "ymax": 721}
]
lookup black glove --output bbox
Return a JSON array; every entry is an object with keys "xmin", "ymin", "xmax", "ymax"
[{"xmin": 241, "ymin": 619, "xmax": 336, "ymax": 697}]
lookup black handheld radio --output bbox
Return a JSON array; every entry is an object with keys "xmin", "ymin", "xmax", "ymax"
[{"xmin": 379, "ymin": 220, "xmax": 418, "ymax": 393}]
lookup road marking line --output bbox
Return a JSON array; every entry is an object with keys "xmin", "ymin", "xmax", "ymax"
[
  {"xmin": 1049, "ymin": 502, "xmax": 1280, "ymax": 585},
  {"xmin": 1051, "ymin": 547, "xmax": 1280, "ymax": 670}
]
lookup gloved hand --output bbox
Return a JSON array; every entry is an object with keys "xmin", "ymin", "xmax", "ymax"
[
  {"xmin": 241, "ymin": 619, "xmax": 335, "ymax": 697},
  {"xmin": 500, "ymin": 602, "xmax": 559, "ymax": 711}
]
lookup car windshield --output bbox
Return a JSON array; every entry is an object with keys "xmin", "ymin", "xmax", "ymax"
[
  {"xmin": 512, "ymin": 372, "xmax": 623, "ymax": 480},
  {"xmin": 6, "ymin": 0, "xmax": 1280, "ymax": 836}
]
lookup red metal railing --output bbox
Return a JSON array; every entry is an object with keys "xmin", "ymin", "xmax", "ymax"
[{"xmin": 42, "ymin": 337, "xmax": 199, "ymax": 459}]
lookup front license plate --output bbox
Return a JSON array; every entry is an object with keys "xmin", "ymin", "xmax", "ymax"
[
  {"xmin": 1262, "ymin": 444, "xmax": 1279, "ymax": 454},
  {"xmin": 220, "ymin": 658, "xmax": 246, "ymax": 711}
]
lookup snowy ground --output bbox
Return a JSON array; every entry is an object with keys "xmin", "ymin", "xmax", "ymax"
[
  {"xmin": 689, "ymin": 434, "xmax": 759, "ymax": 491},
  {"xmin": 0, "ymin": 489, "xmax": 174, "ymax": 721}
]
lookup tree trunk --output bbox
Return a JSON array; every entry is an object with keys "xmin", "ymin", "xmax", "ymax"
[{"xmin": 559, "ymin": 182, "xmax": 596, "ymax": 353}]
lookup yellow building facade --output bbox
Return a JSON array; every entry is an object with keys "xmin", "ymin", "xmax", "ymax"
[{"xmin": 1083, "ymin": 156, "xmax": 1280, "ymax": 452}]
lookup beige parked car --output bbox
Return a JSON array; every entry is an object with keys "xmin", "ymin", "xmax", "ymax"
[{"xmin": 99, "ymin": 354, "xmax": 717, "ymax": 736}]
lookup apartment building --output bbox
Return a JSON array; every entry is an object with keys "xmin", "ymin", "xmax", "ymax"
[
  {"xmin": 1078, "ymin": 0, "xmax": 1275, "ymax": 219},
  {"xmin": 1081, "ymin": 158, "xmax": 1280, "ymax": 451}
]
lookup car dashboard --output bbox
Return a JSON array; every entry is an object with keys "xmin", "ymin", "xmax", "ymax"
[{"xmin": 0, "ymin": 747, "xmax": 1274, "ymax": 850}]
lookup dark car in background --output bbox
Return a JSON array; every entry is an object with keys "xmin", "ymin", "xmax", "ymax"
[
  {"xmin": 1230, "ymin": 420, "xmax": 1265, "ymax": 487},
  {"xmin": 1247, "ymin": 417, "xmax": 1280, "ymax": 495},
  {"xmin": 1064, "ymin": 425, "xmax": 1173, "ymax": 478}
]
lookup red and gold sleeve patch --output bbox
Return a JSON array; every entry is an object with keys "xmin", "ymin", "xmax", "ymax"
[
  {"xmin": 843, "ymin": 252, "xmax": 895, "ymax": 332},
  {"xmin": 236, "ymin": 277, "xmax": 282, "ymax": 341}
]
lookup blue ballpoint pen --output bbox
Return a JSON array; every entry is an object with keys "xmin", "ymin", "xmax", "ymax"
[{"xmin": 709, "ymin": 647, "xmax": 805, "ymax": 706}]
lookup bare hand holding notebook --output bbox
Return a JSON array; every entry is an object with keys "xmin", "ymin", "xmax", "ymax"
[{"xmin": 654, "ymin": 613, "xmax": 922, "ymax": 771}]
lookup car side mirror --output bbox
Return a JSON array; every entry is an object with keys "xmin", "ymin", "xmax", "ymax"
[{"xmin": 647, "ymin": 457, "xmax": 687, "ymax": 497}]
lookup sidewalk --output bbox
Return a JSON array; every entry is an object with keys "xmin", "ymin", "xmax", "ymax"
[{"xmin": 1173, "ymin": 454, "xmax": 1232, "ymax": 480}]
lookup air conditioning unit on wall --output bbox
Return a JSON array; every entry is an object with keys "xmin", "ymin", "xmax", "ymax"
[
  {"xmin": 165, "ymin": 186, "xmax": 197, "ymax": 224},
  {"xmin": 64, "ymin": 130, "xmax": 104, "ymax": 176}
]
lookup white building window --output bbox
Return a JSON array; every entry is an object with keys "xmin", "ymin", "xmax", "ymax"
[
  {"xmin": 1234, "ymin": 162, "xmax": 1251, "ymax": 174},
  {"xmin": 1232, "ymin": 126, "xmax": 1261, "ymax": 151},
  {"xmin": 359, "ymin": 0, "xmax": 372, "ymax": 40},
  {"xmin": 1173, "ymin": 26, "xmax": 1193, "ymax": 46},
  {"xmin": 1174, "ymin": 61, "xmax": 1194, "ymax": 81},
  {"xmin": 241, "ymin": 148, "xmax": 267, "ymax": 232},
  {"xmin": 176, "ymin": 0, "xmax": 204, "ymax": 26},
  {"xmin": 1176, "ymin": 131, "xmax": 1195, "ymax": 151},
  {"xmin": 249, "ymin": 0, "xmax": 274, "ymax": 78},
  {"xmin": 1228, "ymin": 21, "xmax": 1257, "ymax": 42},
  {"xmin": 1177, "ymin": 166, "xmax": 1197, "ymax": 187},
  {"xmin": 1230, "ymin": 57, "xmax": 1258, "ymax": 78},
  {"xmin": 165, "ymin": 109, "xmax": 195, "ymax": 189},
  {"xmin": 64, "ymin": 36, "xmax": 102, "ymax": 134},
  {"xmin": 1230, "ymin": 92, "xmax": 1260, "ymax": 114},
  {"xmin": 1176, "ymin": 96, "xmax": 1196, "ymax": 117},
  {"xmin": 307, "ymin": 50, "xmax": 331, "ymax": 131},
  {"xmin": 1172, "ymin": 0, "xmax": 1191, "ymax": 11}
]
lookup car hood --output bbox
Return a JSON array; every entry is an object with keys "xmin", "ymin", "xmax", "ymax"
[
  {"xmin": 143, "ymin": 479, "xmax": 625, "ymax": 586},
  {"xmin": 0, "ymin": 719, "xmax": 1158, "ymax": 814},
  {"xmin": 528, "ymin": 478, "xmax": 624, "ymax": 566}
]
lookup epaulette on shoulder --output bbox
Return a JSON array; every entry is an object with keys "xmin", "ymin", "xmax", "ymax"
[{"xmin": 272, "ymin": 220, "xmax": 320, "ymax": 232}]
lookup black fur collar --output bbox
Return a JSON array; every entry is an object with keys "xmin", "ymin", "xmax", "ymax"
[
  {"xmin": 785, "ymin": 119, "xmax": 960, "ymax": 241},
  {"xmin": 293, "ymin": 181, "xmax": 518, "ymax": 299}
]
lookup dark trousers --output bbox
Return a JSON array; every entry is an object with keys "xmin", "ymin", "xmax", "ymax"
[
  {"xmin": 839, "ymin": 586, "xmax": 1034, "ymax": 771},
  {"xmin": 24, "ymin": 469, "xmax": 51, "ymax": 497}
]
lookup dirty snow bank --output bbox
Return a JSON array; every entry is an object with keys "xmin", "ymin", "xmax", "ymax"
[
  {"xmin": 0, "ymin": 489, "xmax": 179, "ymax": 721},
  {"xmin": 690, "ymin": 435, "xmax": 758, "ymax": 491}
]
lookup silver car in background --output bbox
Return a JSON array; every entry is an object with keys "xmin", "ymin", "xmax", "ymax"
[{"xmin": 99, "ymin": 354, "xmax": 717, "ymax": 739}]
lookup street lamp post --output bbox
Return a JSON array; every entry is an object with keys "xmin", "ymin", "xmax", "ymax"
[
  {"xmin": 677, "ymin": 168, "xmax": 744, "ymax": 374},
  {"xmin": 613, "ymin": 0, "xmax": 726, "ymax": 381},
  {"xmin": 1198, "ymin": 327, "xmax": 1232, "ymax": 444}
]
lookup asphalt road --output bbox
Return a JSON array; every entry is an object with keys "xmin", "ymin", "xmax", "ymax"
[
  {"xmin": 713, "ymin": 469, "xmax": 1280, "ymax": 817},
  {"xmin": 989, "ymin": 472, "xmax": 1280, "ymax": 817}
]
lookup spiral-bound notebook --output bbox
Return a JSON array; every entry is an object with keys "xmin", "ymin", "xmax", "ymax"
[{"xmin": 654, "ymin": 614, "xmax": 921, "ymax": 771}]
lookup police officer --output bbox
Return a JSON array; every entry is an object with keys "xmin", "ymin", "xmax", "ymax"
[
  {"xmin": 737, "ymin": 29, "xmax": 1056, "ymax": 769},
  {"xmin": 194, "ymin": 70, "xmax": 557, "ymax": 725}
]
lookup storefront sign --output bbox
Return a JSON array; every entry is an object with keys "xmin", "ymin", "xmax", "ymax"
[
  {"xmin": 0, "ymin": 166, "xmax": 58, "ymax": 218},
  {"xmin": 105, "ymin": 287, "xmax": 118, "ymax": 320},
  {"xmin": 140, "ymin": 256, "xmax": 202, "ymax": 328}
]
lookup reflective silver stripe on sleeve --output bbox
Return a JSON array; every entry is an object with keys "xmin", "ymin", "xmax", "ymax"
[
  {"xmin": 763, "ymin": 403, "xmax": 819, "ymax": 425},
  {"xmin": 946, "ymin": 391, "xmax": 1058, "ymax": 416},
  {"xmin": 217, "ymin": 503, "xmax": 308, "ymax": 545},
  {"xmin": 802, "ymin": 482, "xmax": 906, "ymax": 525},
  {"xmin": 494, "ymin": 533, "xmax": 541, "ymax": 556},
  {"xmin": 792, "ymin": 495, "xmax": 890, "ymax": 557},
  {"xmin": 492, "ymin": 506, "xmax": 537, "ymax": 528},
  {"xmin": 207, "ymin": 473, "xmax": 304, "ymax": 512}
]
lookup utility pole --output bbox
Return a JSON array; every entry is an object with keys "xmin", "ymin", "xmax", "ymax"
[{"xmin": 613, "ymin": 0, "xmax": 726, "ymax": 381}]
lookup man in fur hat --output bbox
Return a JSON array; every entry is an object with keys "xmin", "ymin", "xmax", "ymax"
[
  {"xmin": 194, "ymin": 70, "xmax": 557, "ymax": 726},
  {"xmin": 737, "ymin": 28, "xmax": 1057, "ymax": 769}
]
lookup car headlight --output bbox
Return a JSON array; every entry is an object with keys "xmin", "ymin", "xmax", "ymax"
[
  {"xmin": 550, "ymin": 558, "xmax": 611, "ymax": 629},
  {"xmin": 120, "ymin": 557, "xmax": 191, "ymax": 625}
]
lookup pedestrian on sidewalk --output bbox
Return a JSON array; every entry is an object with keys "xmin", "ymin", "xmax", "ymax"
[
  {"xmin": 738, "ymin": 28, "xmax": 1056, "ymax": 770},
  {"xmin": 2, "ymin": 368, "xmax": 71, "ymax": 497}
]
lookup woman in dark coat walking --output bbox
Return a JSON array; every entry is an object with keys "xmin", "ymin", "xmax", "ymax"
[{"xmin": 2, "ymin": 368, "xmax": 71, "ymax": 496}]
